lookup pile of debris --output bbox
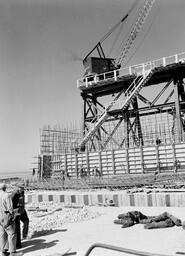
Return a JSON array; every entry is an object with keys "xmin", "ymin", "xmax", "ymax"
[{"xmin": 27, "ymin": 202, "xmax": 102, "ymax": 237}]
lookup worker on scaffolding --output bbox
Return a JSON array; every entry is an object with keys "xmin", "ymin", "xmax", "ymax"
[{"xmin": 93, "ymin": 166, "xmax": 102, "ymax": 177}]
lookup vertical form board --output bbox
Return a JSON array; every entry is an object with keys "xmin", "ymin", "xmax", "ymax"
[
  {"xmin": 142, "ymin": 146, "xmax": 156, "ymax": 171},
  {"xmin": 140, "ymin": 145, "xmax": 144, "ymax": 173},
  {"xmin": 38, "ymin": 194, "xmax": 43, "ymax": 202},
  {"xmin": 111, "ymin": 149, "xmax": 116, "ymax": 175},
  {"xmin": 125, "ymin": 148, "xmax": 130, "ymax": 174},
  {"xmin": 133, "ymin": 193, "xmax": 140, "ymax": 207},
  {"xmin": 48, "ymin": 194, "xmax": 53, "ymax": 202},
  {"xmin": 138, "ymin": 193, "xmax": 147, "ymax": 207},
  {"xmin": 88, "ymin": 152, "xmax": 99, "ymax": 175},
  {"xmin": 173, "ymin": 193, "xmax": 181, "ymax": 207},
  {"xmin": 175, "ymin": 143, "xmax": 185, "ymax": 169},
  {"xmin": 74, "ymin": 194, "xmax": 80, "ymax": 205},
  {"xmin": 60, "ymin": 155, "xmax": 65, "ymax": 173},
  {"xmin": 172, "ymin": 143, "xmax": 176, "ymax": 172},
  {"xmin": 129, "ymin": 194, "xmax": 135, "ymax": 206},
  {"xmin": 151, "ymin": 193, "xmax": 158, "ymax": 207},
  {"xmin": 113, "ymin": 194, "xmax": 119, "ymax": 206},
  {"xmin": 156, "ymin": 193, "xmax": 166, "ymax": 207},
  {"xmin": 77, "ymin": 154, "xmax": 82, "ymax": 176},
  {"xmin": 174, "ymin": 80, "xmax": 182, "ymax": 141},
  {"xmin": 71, "ymin": 195, "xmax": 76, "ymax": 203},
  {"xmin": 76, "ymin": 194, "xmax": 84, "ymax": 206},
  {"xmin": 86, "ymin": 151, "xmax": 90, "ymax": 175},
  {"xmin": 77, "ymin": 153, "xmax": 87, "ymax": 174},
  {"xmin": 159, "ymin": 145, "xmax": 174, "ymax": 171},
  {"xmin": 97, "ymin": 194, "xmax": 103, "ymax": 204},
  {"xmin": 27, "ymin": 195, "xmax": 32, "ymax": 204},
  {"xmin": 116, "ymin": 194, "xmax": 124, "ymax": 206},
  {"xmin": 156, "ymin": 145, "xmax": 160, "ymax": 172},
  {"xmin": 101, "ymin": 151, "xmax": 113, "ymax": 176},
  {"xmin": 53, "ymin": 194, "xmax": 59, "ymax": 203},
  {"xmin": 64, "ymin": 154, "xmax": 67, "ymax": 174},
  {"xmin": 83, "ymin": 194, "xmax": 89, "ymax": 205},
  {"xmin": 168, "ymin": 194, "xmax": 176, "ymax": 207},
  {"xmin": 120, "ymin": 193, "xmax": 131, "ymax": 206},
  {"xmin": 147, "ymin": 193, "xmax": 153, "ymax": 207},
  {"xmin": 176, "ymin": 193, "xmax": 184, "ymax": 207},
  {"xmin": 75, "ymin": 153, "xmax": 78, "ymax": 177},
  {"xmin": 72, "ymin": 154, "xmax": 77, "ymax": 176},
  {"xmin": 165, "ymin": 194, "xmax": 170, "ymax": 207},
  {"xmin": 91, "ymin": 193, "xmax": 98, "ymax": 205},
  {"xmin": 65, "ymin": 195, "xmax": 71, "ymax": 206},
  {"xmin": 87, "ymin": 194, "xmax": 93, "ymax": 206},
  {"xmin": 114, "ymin": 149, "xmax": 127, "ymax": 174},
  {"xmin": 128, "ymin": 148, "xmax": 142, "ymax": 174},
  {"xmin": 60, "ymin": 195, "xmax": 65, "ymax": 203},
  {"xmin": 180, "ymin": 194, "xmax": 185, "ymax": 207}
]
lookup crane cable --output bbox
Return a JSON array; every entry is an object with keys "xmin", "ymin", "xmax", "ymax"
[
  {"xmin": 99, "ymin": 0, "xmax": 138, "ymax": 44},
  {"xmin": 83, "ymin": 0, "xmax": 138, "ymax": 61}
]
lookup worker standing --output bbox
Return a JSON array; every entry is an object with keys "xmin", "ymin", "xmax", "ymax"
[
  {"xmin": 19, "ymin": 187, "xmax": 29, "ymax": 240},
  {"xmin": 12, "ymin": 185, "xmax": 29, "ymax": 249},
  {"xmin": 0, "ymin": 182, "xmax": 22, "ymax": 256}
]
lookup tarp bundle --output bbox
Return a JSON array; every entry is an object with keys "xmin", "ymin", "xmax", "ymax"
[{"xmin": 114, "ymin": 211, "xmax": 182, "ymax": 229}]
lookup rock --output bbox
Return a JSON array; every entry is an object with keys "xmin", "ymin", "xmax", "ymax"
[{"xmin": 27, "ymin": 203, "xmax": 101, "ymax": 238}]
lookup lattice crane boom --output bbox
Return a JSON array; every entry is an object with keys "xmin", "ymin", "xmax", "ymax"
[{"xmin": 116, "ymin": 0, "xmax": 155, "ymax": 67}]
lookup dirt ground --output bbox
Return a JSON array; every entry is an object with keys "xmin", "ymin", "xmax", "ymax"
[{"xmin": 17, "ymin": 206, "xmax": 185, "ymax": 256}]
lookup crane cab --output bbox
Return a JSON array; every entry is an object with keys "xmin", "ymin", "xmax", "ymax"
[{"xmin": 83, "ymin": 57, "xmax": 117, "ymax": 77}]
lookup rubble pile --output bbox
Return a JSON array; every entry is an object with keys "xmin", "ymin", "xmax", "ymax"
[{"xmin": 27, "ymin": 203, "xmax": 101, "ymax": 237}]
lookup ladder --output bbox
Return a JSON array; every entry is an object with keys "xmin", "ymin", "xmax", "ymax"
[{"xmin": 78, "ymin": 69, "xmax": 154, "ymax": 151}]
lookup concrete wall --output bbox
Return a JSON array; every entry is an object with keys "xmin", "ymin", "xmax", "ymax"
[{"xmin": 25, "ymin": 191, "xmax": 185, "ymax": 207}]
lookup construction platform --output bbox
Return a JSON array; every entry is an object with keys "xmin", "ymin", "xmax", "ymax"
[{"xmin": 77, "ymin": 52, "xmax": 185, "ymax": 93}]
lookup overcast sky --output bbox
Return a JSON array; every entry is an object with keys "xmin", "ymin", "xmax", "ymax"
[{"xmin": 0, "ymin": 0, "xmax": 185, "ymax": 175}]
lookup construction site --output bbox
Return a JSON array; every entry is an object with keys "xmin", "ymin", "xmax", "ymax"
[
  {"xmin": 8, "ymin": 1, "xmax": 185, "ymax": 256},
  {"xmin": 27, "ymin": 0, "xmax": 185, "ymax": 192}
]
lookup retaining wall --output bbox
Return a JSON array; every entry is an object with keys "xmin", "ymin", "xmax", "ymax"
[{"xmin": 25, "ymin": 191, "xmax": 185, "ymax": 207}]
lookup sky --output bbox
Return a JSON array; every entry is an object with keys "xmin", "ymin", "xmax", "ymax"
[{"xmin": 0, "ymin": 0, "xmax": 185, "ymax": 175}]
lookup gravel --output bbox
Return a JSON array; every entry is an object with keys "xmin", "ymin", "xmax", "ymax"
[{"xmin": 27, "ymin": 202, "xmax": 102, "ymax": 238}]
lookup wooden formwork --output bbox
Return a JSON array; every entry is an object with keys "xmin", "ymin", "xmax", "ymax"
[{"xmin": 49, "ymin": 142, "xmax": 185, "ymax": 178}]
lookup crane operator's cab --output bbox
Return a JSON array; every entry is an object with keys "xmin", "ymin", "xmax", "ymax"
[
  {"xmin": 83, "ymin": 57, "xmax": 116, "ymax": 76},
  {"xmin": 83, "ymin": 57, "xmax": 119, "ymax": 83}
]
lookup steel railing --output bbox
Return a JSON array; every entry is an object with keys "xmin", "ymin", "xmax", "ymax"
[{"xmin": 77, "ymin": 51, "xmax": 185, "ymax": 88}]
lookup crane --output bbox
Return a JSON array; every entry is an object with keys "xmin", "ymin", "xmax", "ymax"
[
  {"xmin": 78, "ymin": 0, "xmax": 156, "ymax": 152},
  {"xmin": 83, "ymin": 0, "xmax": 155, "ymax": 77}
]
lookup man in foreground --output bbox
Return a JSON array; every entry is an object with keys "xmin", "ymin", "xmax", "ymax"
[{"xmin": 0, "ymin": 183, "xmax": 22, "ymax": 256}]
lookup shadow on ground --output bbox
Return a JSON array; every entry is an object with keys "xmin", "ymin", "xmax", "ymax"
[
  {"xmin": 46, "ymin": 251, "xmax": 77, "ymax": 256},
  {"xmin": 20, "ymin": 238, "xmax": 59, "ymax": 254}
]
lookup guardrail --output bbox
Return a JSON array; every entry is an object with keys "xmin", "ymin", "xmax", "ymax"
[
  {"xmin": 84, "ymin": 243, "xmax": 172, "ymax": 256},
  {"xmin": 77, "ymin": 52, "xmax": 185, "ymax": 88}
]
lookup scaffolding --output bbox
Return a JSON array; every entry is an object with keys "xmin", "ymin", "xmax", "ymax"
[
  {"xmin": 40, "ymin": 124, "xmax": 82, "ymax": 155},
  {"xmin": 40, "ymin": 106, "xmax": 183, "ymax": 156}
]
